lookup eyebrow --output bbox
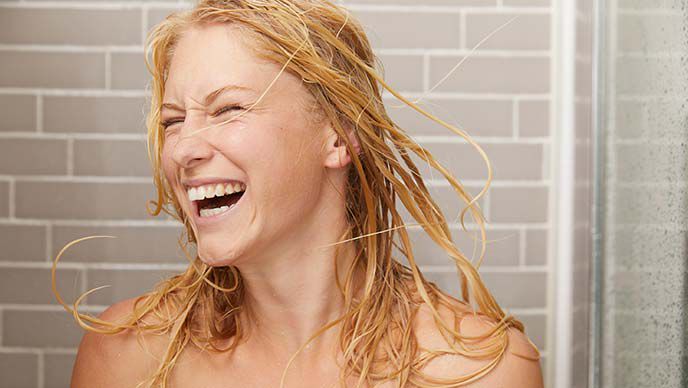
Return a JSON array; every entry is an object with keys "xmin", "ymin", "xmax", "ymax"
[{"xmin": 162, "ymin": 84, "xmax": 255, "ymax": 112}]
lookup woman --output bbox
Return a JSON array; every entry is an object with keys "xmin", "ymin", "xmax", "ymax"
[{"xmin": 53, "ymin": 0, "xmax": 543, "ymax": 387}]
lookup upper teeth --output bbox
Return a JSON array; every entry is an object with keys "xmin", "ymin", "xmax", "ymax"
[{"xmin": 187, "ymin": 182, "xmax": 246, "ymax": 201}]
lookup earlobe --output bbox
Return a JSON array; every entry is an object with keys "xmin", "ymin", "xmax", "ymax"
[
  {"xmin": 325, "ymin": 134, "xmax": 352, "ymax": 169},
  {"xmin": 325, "ymin": 130, "xmax": 360, "ymax": 169}
]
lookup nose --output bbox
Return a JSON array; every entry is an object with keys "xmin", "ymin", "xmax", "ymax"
[{"xmin": 170, "ymin": 122, "xmax": 215, "ymax": 169}]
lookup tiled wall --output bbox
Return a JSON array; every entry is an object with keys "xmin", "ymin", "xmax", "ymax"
[
  {"xmin": 599, "ymin": 1, "xmax": 688, "ymax": 387},
  {"xmin": 0, "ymin": 1, "xmax": 553, "ymax": 387}
]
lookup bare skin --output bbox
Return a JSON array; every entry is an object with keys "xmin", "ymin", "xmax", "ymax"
[{"xmin": 71, "ymin": 22, "xmax": 543, "ymax": 388}]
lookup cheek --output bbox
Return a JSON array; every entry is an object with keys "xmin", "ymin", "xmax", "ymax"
[{"xmin": 160, "ymin": 144, "xmax": 176, "ymax": 184}]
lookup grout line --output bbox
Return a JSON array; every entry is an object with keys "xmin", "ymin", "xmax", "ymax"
[
  {"xmin": 45, "ymin": 223, "xmax": 52, "ymax": 263},
  {"xmin": 513, "ymin": 98, "xmax": 520, "ymax": 139},
  {"xmin": 2, "ymin": 305, "xmax": 108, "ymax": 315},
  {"xmin": 104, "ymin": 50, "xmax": 112, "ymax": 90},
  {"xmin": 422, "ymin": 53, "xmax": 430, "ymax": 92},
  {"xmin": 0, "ymin": 262, "xmax": 189, "ymax": 270},
  {"xmin": 141, "ymin": 5, "xmax": 148, "ymax": 49},
  {"xmin": 66, "ymin": 138, "xmax": 74, "ymax": 176},
  {"xmin": 519, "ymin": 227, "xmax": 527, "ymax": 267},
  {"xmin": 8, "ymin": 178, "xmax": 15, "ymax": 220},
  {"xmin": 0, "ymin": 2, "xmax": 151, "ymax": 10},
  {"xmin": 0, "ymin": 88, "xmax": 148, "ymax": 97},
  {"xmin": 344, "ymin": 4, "xmax": 550, "ymax": 13},
  {"xmin": 0, "ymin": 218, "xmax": 182, "ymax": 227},
  {"xmin": 37, "ymin": 351, "xmax": 44, "ymax": 388},
  {"xmin": 80, "ymin": 266, "xmax": 88, "ymax": 304},
  {"xmin": 36, "ymin": 94, "xmax": 43, "ymax": 133},
  {"xmin": 0, "ymin": 133, "xmax": 147, "ymax": 140},
  {"xmin": 421, "ymin": 265, "xmax": 548, "ymax": 273}
]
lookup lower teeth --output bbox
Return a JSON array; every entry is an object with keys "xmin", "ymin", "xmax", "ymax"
[{"xmin": 199, "ymin": 203, "xmax": 237, "ymax": 218}]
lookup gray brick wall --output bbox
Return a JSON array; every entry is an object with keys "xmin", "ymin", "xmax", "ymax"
[{"xmin": 0, "ymin": 1, "xmax": 553, "ymax": 387}]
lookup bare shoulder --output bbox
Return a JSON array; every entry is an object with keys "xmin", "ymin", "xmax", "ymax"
[
  {"xmin": 412, "ymin": 296, "xmax": 544, "ymax": 388},
  {"xmin": 71, "ymin": 296, "xmax": 171, "ymax": 388}
]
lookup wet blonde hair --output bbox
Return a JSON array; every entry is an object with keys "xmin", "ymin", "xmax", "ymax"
[{"xmin": 52, "ymin": 0, "xmax": 540, "ymax": 387}]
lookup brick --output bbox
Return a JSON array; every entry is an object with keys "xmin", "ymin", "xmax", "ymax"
[
  {"xmin": 385, "ymin": 97, "xmax": 513, "ymax": 137},
  {"xmin": 0, "ymin": 267, "xmax": 84, "ymax": 305},
  {"xmin": 0, "ymin": 94, "xmax": 36, "ymax": 132},
  {"xmin": 147, "ymin": 7, "xmax": 186, "ymax": 33},
  {"xmin": 398, "ymin": 184, "xmax": 486, "ymax": 225},
  {"xmin": 15, "ymin": 181, "xmax": 157, "ymax": 220},
  {"xmin": 0, "ymin": 8, "xmax": 141, "ymax": 45},
  {"xmin": 0, "ymin": 138, "xmax": 67, "ymax": 175},
  {"xmin": 405, "ymin": 227, "xmax": 520, "ymax": 267},
  {"xmin": 519, "ymin": 100, "xmax": 549, "ymax": 137},
  {"xmin": 378, "ymin": 54, "xmax": 424, "ymax": 92},
  {"xmin": 0, "ymin": 224, "xmax": 47, "ymax": 262},
  {"xmin": 489, "ymin": 186, "xmax": 549, "ymax": 223},
  {"xmin": 111, "ymin": 51, "xmax": 149, "ymax": 90},
  {"xmin": 45, "ymin": 353, "xmax": 77, "ymax": 388},
  {"xmin": 0, "ymin": 352, "xmax": 38, "ymax": 388},
  {"xmin": 0, "ymin": 51, "xmax": 105, "ymax": 89},
  {"xmin": 525, "ymin": 229, "xmax": 547, "ymax": 265},
  {"xmin": 410, "ymin": 142, "xmax": 544, "ymax": 181},
  {"xmin": 44, "ymin": 95, "xmax": 147, "ymax": 134},
  {"xmin": 429, "ymin": 56, "xmax": 549, "ymax": 93},
  {"xmin": 518, "ymin": 312, "xmax": 546, "ymax": 349},
  {"xmin": 502, "ymin": 0, "xmax": 550, "ymax": 5},
  {"xmin": 74, "ymin": 139, "xmax": 150, "ymax": 176},
  {"xmin": 353, "ymin": 10, "xmax": 460, "ymax": 49},
  {"xmin": 3, "ymin": 310, "xmax": 86, "ymax": 348},
  {"xmin": 86, "ymin": 268, "xmax": 182, "ymax": 306},
  {"xmin": 344, "ymin": 0, "xmax": 494, "ymax": 5},
  {"xmin": 425, "ymin": 270, "xmax": 547, "ymax": 308},
  {"xmin": 52, "ymin": 224, "xmax": 191, "ymax": 264},
  {"xmin": 465, "ymin": 13, "xmax": 549, "ymax": 50}
]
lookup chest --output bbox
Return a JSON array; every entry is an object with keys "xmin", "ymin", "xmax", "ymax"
[{"xmin": 167, "ymin": 345, "xmax": 400, "ymax": 388}]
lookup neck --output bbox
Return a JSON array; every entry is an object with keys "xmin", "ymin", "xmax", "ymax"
[{"xmin": 233, "ymin": 183, "xmax": 364, "ymax": 360}]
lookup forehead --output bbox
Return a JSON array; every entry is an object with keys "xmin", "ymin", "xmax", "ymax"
[
  {"xmin": 163, "ymin": 23, "xmax": 264, "ymax": 101},
  {"xmin": 161, "ymin": 22, "xmax": 318, "ymax": 115}
]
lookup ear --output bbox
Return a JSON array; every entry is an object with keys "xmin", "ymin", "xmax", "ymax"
[{"xmin": 323, "ymin": 123, "xmax": 361, "ymax": 169}]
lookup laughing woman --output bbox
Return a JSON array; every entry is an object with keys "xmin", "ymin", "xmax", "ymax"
[{"xmin": 54, "ymin": 1, "xmax": 544, "ymax": 387}]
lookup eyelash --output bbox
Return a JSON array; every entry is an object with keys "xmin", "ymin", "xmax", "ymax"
[{"xmin": 160, "ymin": 105, "xmax": 244, "ymax": 129}]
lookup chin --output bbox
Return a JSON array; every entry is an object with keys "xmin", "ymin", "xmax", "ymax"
[{"xmin": 197, "ymin": 241, "xmax": 243, "ymax": 267}]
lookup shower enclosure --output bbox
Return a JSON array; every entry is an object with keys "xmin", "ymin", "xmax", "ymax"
[{"xmin": 574, "ymin": 0, "xmax": 688, "ymax": 387}]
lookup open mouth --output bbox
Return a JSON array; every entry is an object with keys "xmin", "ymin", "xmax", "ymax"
[
  {"xmin": 195, "ymin": 190, "xmax": 245, "ymax": 217},
  {"xmin": 185, "ymin": 181, "xmax": 247, "ymax": 219}
]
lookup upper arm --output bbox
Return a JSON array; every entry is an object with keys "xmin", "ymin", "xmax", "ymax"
[
  {"xmin": 71, "ymin": 297, "xmax": 156, "ymax": 388},
  {"xmin": 415, "ymin": 306, "xmax": 544, "ymax": 388}
]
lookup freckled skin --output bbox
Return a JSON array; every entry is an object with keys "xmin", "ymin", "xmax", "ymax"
[{"xmin": 161, "ymin": 23, "xmax": 335, "ymax": 269}]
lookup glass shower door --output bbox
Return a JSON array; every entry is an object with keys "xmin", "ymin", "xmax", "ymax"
[{"xmin": 593, "ymin": 0, "xmax": 688, "ymax": 387}]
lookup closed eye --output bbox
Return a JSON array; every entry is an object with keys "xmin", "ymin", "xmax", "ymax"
[
  {"xmin": 213, "ymin": 104, "xmax": 244, "ymax": 116},
  {"xmin": 160, "ymin": 105, "xmax": 244, "ymax": 129}
]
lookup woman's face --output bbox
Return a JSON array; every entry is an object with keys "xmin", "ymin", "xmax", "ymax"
[{"xmin": 160, "ymin": 23, "xmax": 331, "ymax": 266}]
